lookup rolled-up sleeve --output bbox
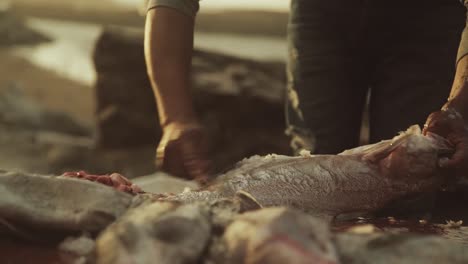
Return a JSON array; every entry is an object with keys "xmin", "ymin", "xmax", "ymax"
[
  {"xmin": 457, "ymin": 0, "xmax": 468, "ymax": 62},
  {"xmin": 147, "ymin": 0, "xmax": 200, "ymax": 18}
]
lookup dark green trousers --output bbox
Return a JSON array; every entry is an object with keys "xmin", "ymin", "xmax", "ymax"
[{"xmin": 286, "ymin": 0, "xmax": 465, "ymax": 154}]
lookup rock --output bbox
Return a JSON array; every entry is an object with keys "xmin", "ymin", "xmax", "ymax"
[
  {"xmin": 92, "ymin": 27, "xmax": 290, "ymax": 172},
  {"xmin": 0, "ymin": 170, "xmax": 133, "ymax": 237},
  {"xmin": 335, "ymin": 232, "xmax": 468, "ymax": 264},
  {"xmin": 212, "ymin": 207, "xmax": 339, "ymax": 264},
  {"xmin": 0, "ymin": 125, "xmax": 156, "ymax": 177},
  {"xmin": 96, "ymin": 201, "xmax": 212, "ymax": 264},
  {"xmin": 0, "ymin": 8, "xmax": 50, "ymax": 46},
  {"xmin": 0, "ymin": 85, "xmax": 91, "ymax": 136},
  {"xmin": 93, "ymin": 28, "xmax": 159, "ymax": 149}
]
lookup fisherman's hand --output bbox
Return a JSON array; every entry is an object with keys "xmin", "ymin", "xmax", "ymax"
[
  {"xmin": 156, "ymin": 122, "xmax": 213, "ymax": 184},
  {"xmin": 423, "ymin": 108, "xmax": 468, "ymax": 171}
]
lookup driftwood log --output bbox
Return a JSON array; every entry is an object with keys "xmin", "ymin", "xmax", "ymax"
[{"xmin": 92, "ymin": 28, "xmax": 290, "ymax": 172}]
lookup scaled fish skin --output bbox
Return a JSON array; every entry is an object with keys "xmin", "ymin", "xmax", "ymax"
[{"xmin": 166, "ymin": 125, "xmax": 452, "ymax": 219}]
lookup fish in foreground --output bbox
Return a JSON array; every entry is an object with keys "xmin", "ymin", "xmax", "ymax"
[
  {"xmin": 96, "ymin": 202, "xmax": 212, "ymax": 264},
  {"xmin": 215, "ymin": 207, "xmax": 339, "ymax": 264},
  {"xmin": 0, "ymin": 170, "xmax": 133, "ymax": 238},
  {"xmin": 164, "ymin": 125, "xmax": 453, "ymax": 219}
]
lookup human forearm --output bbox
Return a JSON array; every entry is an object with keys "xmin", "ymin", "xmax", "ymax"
[
  {"xmin": 144, "ymin": 7, "xmax": 212, "ymax": 181},
  {"xmin": 144, "ymin": 7, "xmax": 197, "ymax": 127},
  {"xmin": 423, "ymin": 2, "xmax": 468, "ymax": 170},
  {"xmin": 423, "ymin": 42, "xmax": 468, "ymax": 169},
  {"xmin": 446, "ymin": 1, "xmax": 468, "ymax": 120},
  {"xmin": 423, "ymin": 55, "xmax": 468, "ymax": 169},
  {"xmin": 444, "ymin": 55, "xmax": 468, "ymax": 120}
]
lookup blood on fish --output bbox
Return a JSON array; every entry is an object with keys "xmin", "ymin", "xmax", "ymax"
[{"xmin": 61, "ymin": 171, "xmax": 143, "ymax": 195}]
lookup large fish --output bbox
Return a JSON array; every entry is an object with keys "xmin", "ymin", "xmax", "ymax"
[{"xmin": 165, "ymin": 125, "xmax": 453, "ymax": 219}]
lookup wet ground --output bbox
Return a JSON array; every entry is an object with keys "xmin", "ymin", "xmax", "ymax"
[
  {"xmin": 334, "ymin": 190, "xmax": 468, "ymax": 244},
  {"xmin": 0, "ymin": 236, "xmax": 77, "ymax": 264},
  {"xmin": 3, "ymin": 220, "xmax": 467, "ymax": 264},
  {"xmin": 335, "ymin": 218, "xmax": 468, "ymax": 243},
  {"xmin": 14, "ymin": 18, "xmax": 286, "ymax": 88}
]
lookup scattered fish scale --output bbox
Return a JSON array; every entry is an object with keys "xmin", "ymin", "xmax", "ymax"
[{"xmin": 335, "ymin": 232, "xmax": 468, "ymax": 264}]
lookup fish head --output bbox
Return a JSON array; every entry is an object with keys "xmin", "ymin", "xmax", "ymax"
[
  {"xmin": 223, "ymin": 207, "xmax": 339, "ymax": 264},
  {"xmin": 379, "ymin": 134, "xmax": 439, "ymax": 180},
  {"xmin": 361, "ymin": 125, "xmax": 453, "ymax": 181}
]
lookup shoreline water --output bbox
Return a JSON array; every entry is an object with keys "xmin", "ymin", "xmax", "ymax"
[
  {"xmin": 11, "ymin": 1, "xmax": 289, "ymax": 37},
  {"xmin": 12, "ymin": 18, "xmax": 287, "ymax": 87}
]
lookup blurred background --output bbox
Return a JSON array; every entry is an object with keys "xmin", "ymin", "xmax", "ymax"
[{"xmin": 0, "ymin": 0, "xmax": 292, "ymax": 177}]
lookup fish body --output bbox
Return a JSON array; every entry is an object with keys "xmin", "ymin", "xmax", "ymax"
[
  {"xmin": 216, "ymin": 207, "xmax": 339, "ymax": 264},
  {"xmin": 96, "ymin": 202, "xmax": 212, "ymax": 264},
  {"xmin": 169, "ymin": 126, "xmax": 451, "ymax": 218}
]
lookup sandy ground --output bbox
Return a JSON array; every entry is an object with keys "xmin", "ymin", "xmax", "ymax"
[{"xmin": 0, "ymin": 49, "xmax": 94, "ymax": 126}]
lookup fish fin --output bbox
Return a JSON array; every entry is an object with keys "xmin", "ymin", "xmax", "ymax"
[
  {"xmin": 235, "ymin": 190, "xmax": 263, "ymax": 213},
  {"xmin": 215, "ymin": 154, "xmax": 295, "ymax": 183},
  {"xmin": 339, "ymin": 139, "xmax": 399, "ymax": 163},
  {"xmin": 340, "ymin": 125, "xmax": 422, "ymax": 162}
]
